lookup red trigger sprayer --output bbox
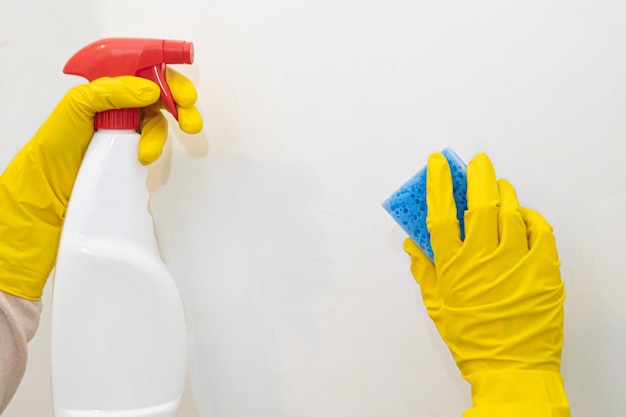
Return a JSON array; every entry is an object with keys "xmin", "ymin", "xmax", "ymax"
[
  {"xmin": 51, "ymin": 38, "xmax": 192, "ymax": 417},
  {"xmin": 63, "ymin": 37, "xmax": 194, "ymax": 126}
]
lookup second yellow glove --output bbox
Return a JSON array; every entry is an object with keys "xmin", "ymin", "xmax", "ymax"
[{"xmin": 404, "ymin": 152, "xmax": 569, "ymax": 417}]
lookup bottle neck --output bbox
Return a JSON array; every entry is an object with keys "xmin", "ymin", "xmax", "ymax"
[{"xmin": 94, "ymin": 108, "xmax": 140, "ymax": 130}]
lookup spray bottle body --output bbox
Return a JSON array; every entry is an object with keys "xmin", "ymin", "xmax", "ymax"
[{"xmin": 51, "ymin": 129, "xmax": 188, "ymax": 417}]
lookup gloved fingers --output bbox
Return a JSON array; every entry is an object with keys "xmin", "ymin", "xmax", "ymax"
[
  {"xmin": 166, "ymin": 66, "xmax": 198, "ymax": 107},
  {"xmin": 135, "ymin": 68, "xmax": 202, "ymax": 164},
  {"xmin": 165, "ymin": 66, "xmax": 204, "ymax": 134},
  {"xmin": 496, "ymin": 178, "xmax": 528, "ymax": 256},
  {"xmin": 403, "ymin": 238, "xmax": 441, "ymax": 314},
  {"xmin": 464, "ymin": 153, "xmax": 500, "ymax": 254},
  {"xmin": 519, "ymin": 207, "xmax": 560, "ymax": 263},
  {"xmin": 177, "ymin": 105, "xmax": 204, "ymax": 134},
  {"xmin": 426, "ymin": 152, "xmax": 462, "ymax": 262},
  {"xmin": 69, "ymin": 76, "xmax": 161, "ymax": 115},
  {"xmin": 138, "ymin": 106, "xmax": 169, "ymax": 165}
]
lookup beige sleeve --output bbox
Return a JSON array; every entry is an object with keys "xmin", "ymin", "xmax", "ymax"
[{"xmin": 0, "ymin": 290, "xmax": 42, "ymax": 415}]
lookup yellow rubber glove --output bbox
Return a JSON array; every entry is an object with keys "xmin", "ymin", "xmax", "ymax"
[
  {"xmin": 0, "ymin": 69, "xmax": 203, "ymax": 300},
  {"xmin": 404, "ymin": 152, "xmax": 570, "ymax": 417}
]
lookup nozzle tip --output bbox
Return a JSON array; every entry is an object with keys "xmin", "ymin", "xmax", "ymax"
[
  {"xmin": 185, "ymin": 42, "xmax": 194, "ymax": 64},
  {"xmin": 163, "ymin": 40, "xmax": 194, "ymax": 64}
]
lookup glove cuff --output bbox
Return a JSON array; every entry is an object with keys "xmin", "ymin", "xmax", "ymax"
[{"xmin": 463, "ymin": 370, "xmax": 570, "ymax": 417}]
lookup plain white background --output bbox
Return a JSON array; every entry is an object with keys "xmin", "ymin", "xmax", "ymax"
[{"xmin": 2, "ymin": 1, "xmax": 625, "ymax": 416}]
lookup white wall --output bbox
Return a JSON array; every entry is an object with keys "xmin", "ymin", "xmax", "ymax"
[{"xmin": 2, "ymin": 1, "xmax": 625, "ymax": 416}]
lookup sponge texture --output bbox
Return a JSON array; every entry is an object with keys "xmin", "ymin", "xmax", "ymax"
[{"xmin": 382, "ymin": 148, "xmax": 467, "ymax": 262}]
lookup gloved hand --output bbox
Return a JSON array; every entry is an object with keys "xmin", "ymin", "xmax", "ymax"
[
  {"xmin": 0, "ymin": 68, "xmax": 203, "ymax": 300},
  {"xmin": 404, "ymin": 152, "xmax": 570, "ymax": 417}
]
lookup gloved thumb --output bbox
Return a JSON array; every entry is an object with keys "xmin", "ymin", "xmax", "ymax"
[
  {"xmin": 404, "ymin": 238, "xmax": 440, "ymax": 315},
  {"xmin": 76, "ymin": 76, "xmax": 161, "ymax": 115}
]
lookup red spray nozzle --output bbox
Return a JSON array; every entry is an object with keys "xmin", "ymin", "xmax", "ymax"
[{"xmin": 64, "ymin": 38, "xmax": 194, "ymax": 125}]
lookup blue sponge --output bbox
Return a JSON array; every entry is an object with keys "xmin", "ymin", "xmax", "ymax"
[{"xmin": 382, "ymin": 148, "xmax": 467, "ymax": 262}]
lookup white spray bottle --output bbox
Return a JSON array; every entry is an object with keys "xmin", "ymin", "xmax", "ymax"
[{"xmin": 51, "ymin": 38, "xmax": 194, "ymax": 417}]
